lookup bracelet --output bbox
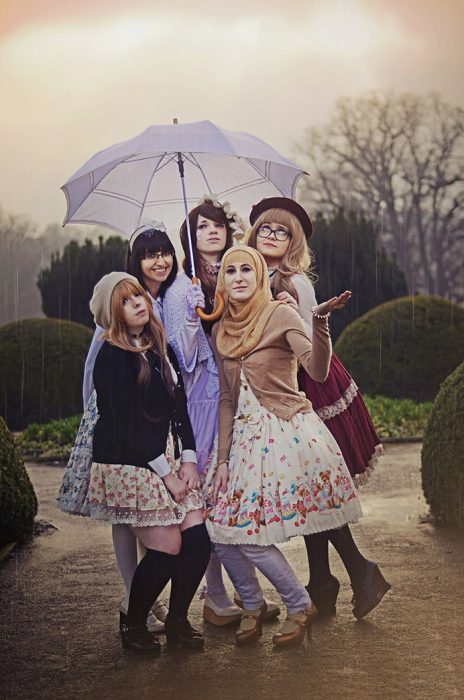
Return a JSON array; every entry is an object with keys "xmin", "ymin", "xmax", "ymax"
[
  {"xmin": 217, "ymin": 459, "xmax": 229, "ymax": 468},
  {"xmin": 311, "ymin": 306, "xmax": 331, "ymax": 320}
]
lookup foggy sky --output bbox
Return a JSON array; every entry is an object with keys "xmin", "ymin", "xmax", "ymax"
[{"xmin": 1, "ymin": 0, "xmax": 463, "ymax": 232}]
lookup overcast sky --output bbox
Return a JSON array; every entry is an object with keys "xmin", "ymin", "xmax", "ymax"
[{"xmin": 1, "ymin": 0, "xmax": 463, "ymax": 231}]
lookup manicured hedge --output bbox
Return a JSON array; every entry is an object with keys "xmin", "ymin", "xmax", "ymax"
[
  {"xmin": 421, "ymin": 361, "xmax": 464, "ymax": 529},
  {"xmin": 0, "ymin": 416, "xmax": 38, "ymax": 548},
  {"xmin": 335, "ymin": 296, "xmax": 464, "ymax": 402},
  {"xmin": 0, "ymin": 318, "xmax": 91, "ymax": 430}
]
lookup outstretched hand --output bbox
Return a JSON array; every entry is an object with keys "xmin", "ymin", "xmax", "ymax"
[{"xmin": 313, "ymin": 290, "xmax": 352, "ymax": 317}]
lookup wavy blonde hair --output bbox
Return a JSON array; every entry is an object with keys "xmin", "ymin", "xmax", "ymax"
[
  {"xmin": 246, "ymin": 208, "xmax": 317, "ymax": 301},
  {"xmin": 105, "ymin": 279, "xmax": 176, "ymax": 400}
]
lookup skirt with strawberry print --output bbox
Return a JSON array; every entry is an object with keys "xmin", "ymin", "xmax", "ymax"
[{"xmin": 206, "ymin": 372, "xmax": 362, "ymax": 546}]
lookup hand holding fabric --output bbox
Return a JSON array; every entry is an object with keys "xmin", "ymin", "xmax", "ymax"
[
  {"xmin": 212, "ymin": 462, "xmax": 229, "ymax": 501},
  {"xmin": 179, "ymin": 462, "xmax": 200, "ymax": 490},
  {"xmin": 163, "ymin": 473, "xmax": 188, "ymax": 502}
]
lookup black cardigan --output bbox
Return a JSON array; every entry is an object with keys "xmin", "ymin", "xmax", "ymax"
[{"xmin": 92, "ymin": 341, "xmax": 195, "ymax": 470}]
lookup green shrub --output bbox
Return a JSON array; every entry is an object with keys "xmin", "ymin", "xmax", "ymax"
[
  {"xmin": 0, "ymin": 416, "xmax": 38, "ymax": 548},
  {"xmin": 335, "ymin": 296, "xmax": 464, "ymax": 402},
  {"xmin": 421, "ymin": 361, "xmax": 464, "ymax": 529},
  {"xmin": 18, "ymin": 415, "xmax": 82, "ymax": 460},
  {"xmin": 0, "ymin": 318, "xmax": 91, "ymax": 430},
  {"xmin": 363, "ymin": 395, "xmax": 432, "ymax": 439}
]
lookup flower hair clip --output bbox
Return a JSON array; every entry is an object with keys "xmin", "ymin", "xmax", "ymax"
[{"xmin": 197, "ymin": 194, "xmax": 245, "ymax": 237}]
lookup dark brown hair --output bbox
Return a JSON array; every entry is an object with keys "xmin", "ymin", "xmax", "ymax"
[{"xmin": 180, "ymin": 201, "xmax": 234, "ymax": 316}]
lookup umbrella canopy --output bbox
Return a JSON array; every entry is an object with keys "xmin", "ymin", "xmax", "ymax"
[{"xmin": 62, "ymin": 120, "xmax": 307, "ymax": 237}]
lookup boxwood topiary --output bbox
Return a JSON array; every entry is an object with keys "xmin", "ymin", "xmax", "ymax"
[
  {"xmin": 421, "ymin": 361, "xmax": 464, "ymax": 529},
  {"xmin": 0, "ymin": 318, "xmax": 92, "ymax": 430},
  {"xmin": 334, "ymin": 296, "xmax": 464, "ymax": 402},
  {"xmin": 0, "ymin": 416, "xmax": 38, "ymax": 548}
]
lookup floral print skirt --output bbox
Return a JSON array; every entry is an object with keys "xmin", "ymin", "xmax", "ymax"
[
  {"xmin": 207, "ymin": 373, "xmax": 363, "ymax": 546},
  {"xmin": 57, "ymin": 391, "xmax": 98, "ymax": 517},
  {"xmin": 88, "ymin": 435, "xmax": 204, "ymax": 527}
]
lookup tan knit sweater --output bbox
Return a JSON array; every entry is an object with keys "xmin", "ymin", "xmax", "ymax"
[{"xmin": 212, "ymin": 303, "xmax": 331, "ymax": 462}]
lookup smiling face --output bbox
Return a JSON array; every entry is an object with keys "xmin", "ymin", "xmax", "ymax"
[
  {"xmin": 121, "ymin": 291, "xmax": 149, "ymax": 334},
  {"xmin": 223, "ymin": 260, "xmax": 257, "ymax": 302},
  {"xmin": 195, "ymin": 215, "xmax": 228, "ymax": 257},
  {"xmin": 140, "ymin": 250, "xmax": 174, "ymax": 288},
  {"xmin": 255, "ymin": 220, "xmax": 291, "ymax": 265}
]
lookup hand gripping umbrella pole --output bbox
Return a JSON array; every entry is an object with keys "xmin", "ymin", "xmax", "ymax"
[{"xmin": 176, "ymin": 150, "xmax": 225, "ymax": 321}]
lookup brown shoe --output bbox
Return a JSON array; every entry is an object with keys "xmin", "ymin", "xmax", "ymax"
[
  {"xmin": 235, "ymin": 603, "xmax": 267, "ymax": 645},
  {"xmin": 272, "ymin": 604, "xmax": 318, "ymax": 648},
  {"xmin": 234, "ymin": 593, "xmax": 280, "ymax": 621}
]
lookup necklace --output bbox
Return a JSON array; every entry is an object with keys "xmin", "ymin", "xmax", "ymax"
[
  {"xmin": 131, "ymin": 331, "xmax": 144, "ymax": 339},
  {"xmin": 204, "ymin": 261, "xmax": 221, "ymax": 275}
]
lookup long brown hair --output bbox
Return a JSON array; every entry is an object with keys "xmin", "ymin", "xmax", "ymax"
[
  {"xmin": 180, "ymin": 201, "xmax": 234, "ymax": 314},
  {"xmin": 105, "ymin": 279, "xmax": 176, "ymax": 406},
  {"xmin": 246, "ymin": 208, "xmax": 317, "ymax": 301}
]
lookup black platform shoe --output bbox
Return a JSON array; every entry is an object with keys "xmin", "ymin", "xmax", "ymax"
[
  {"xmin": 165, "ymin": 617, "xmax": 204, "ymax": 650},
  {"xmin": 352, "ymin": 562, "xmax": 391, "ymax": 620},
  {"xmin": 306, "ymin": 575, "xmax": 340, "ymax": 617},
  {"xmin": 120, "ymin": 615, "xmax": 161, "ymax": 655}
]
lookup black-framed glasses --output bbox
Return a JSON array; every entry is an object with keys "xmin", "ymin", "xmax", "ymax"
[
  {"xmin": 257, "ymin": 225, "xmax": 291, "ymax": 242},
  {"xmin": 143, "ymin": 251, "xmax": 173, "ymax": 261}
]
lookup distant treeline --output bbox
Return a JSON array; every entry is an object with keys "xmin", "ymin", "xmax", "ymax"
[{"xmin": 0, "ymin": 207, "xmax": 123, "ymax": 326}]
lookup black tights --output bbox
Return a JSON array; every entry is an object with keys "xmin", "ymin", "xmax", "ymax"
[
  {"xmin": 304, "ymin": 526, "xmax": 368, "ymax": 590},
  {"xmin": 127, "ymin": 523, "xmax": 211, "ymax": 628}
]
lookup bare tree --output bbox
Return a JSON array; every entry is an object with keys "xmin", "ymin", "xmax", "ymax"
[{"xmin": 299, "ymin": 92, "xmax": 464, "ymax": 300}]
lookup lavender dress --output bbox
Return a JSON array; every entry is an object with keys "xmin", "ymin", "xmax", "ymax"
[{"xmin": 162, "ymin": 272, "xmax": 219, "ymax": 477}]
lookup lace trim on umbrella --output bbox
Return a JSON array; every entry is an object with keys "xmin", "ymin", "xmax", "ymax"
[{"xmin": 315, "ymin": 379, "xmax": 359, "ymax": 421}]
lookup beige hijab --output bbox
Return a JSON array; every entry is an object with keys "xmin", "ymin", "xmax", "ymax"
[{"xmin": 215, "ymin": 245, "xmax": 282, "ymax": 358}]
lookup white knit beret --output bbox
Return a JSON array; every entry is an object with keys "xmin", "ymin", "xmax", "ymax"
[{"xmin": 89, "ymin": 271, "xmax": 139, "ymax": 329}]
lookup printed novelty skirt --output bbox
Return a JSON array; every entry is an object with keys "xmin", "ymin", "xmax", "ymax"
[{"xmin": 207, "ymin": 373, "xmax": 362, "ymax": 546}]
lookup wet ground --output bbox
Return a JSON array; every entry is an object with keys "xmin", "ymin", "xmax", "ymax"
[{"xmin": 1, "ymin": 443, "xmax": 463, "ymax": 700}]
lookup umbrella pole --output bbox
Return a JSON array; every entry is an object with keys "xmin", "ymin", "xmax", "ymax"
[
  {"xmin": 175, "ymin": 151, "xmax": 225, "ymax": 322},
  {"xmin": 176, "ymin": 153, "xmax": 196, "ymax": 278}
]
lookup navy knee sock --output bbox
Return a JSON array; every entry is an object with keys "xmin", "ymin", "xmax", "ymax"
[
  {"xmin": 127, "ymin": 548, "xmax": 180, "ymax": 627},
  {"xmin": 168, "ymin": 523, "xmax": 211, "ymax": 619}
]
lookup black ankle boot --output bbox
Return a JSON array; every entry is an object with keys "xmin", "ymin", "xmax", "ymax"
[
  {"xmin": 351, "ymin": 562, "xmax": 391, "ymax": 620},
  {"xmin": 165, "ymin": 617, "xmax": 204, "ymax": 649},
  {"xmin": 120, "ymin": 616, "xmax": 161, "ymax": 655},
  {"xmin": 306, "ymin": 574, "xmax": 340, "ymax": 617}
]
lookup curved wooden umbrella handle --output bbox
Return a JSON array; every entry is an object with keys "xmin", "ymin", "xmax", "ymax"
[{"xmin": 192, "ymin": 277, "xmax": 225, "ymax": 321}]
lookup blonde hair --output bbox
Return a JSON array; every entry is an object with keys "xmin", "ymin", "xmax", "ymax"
[
  {"xmin": 105, "ymin": 279, "xmax": 176, "ymax": 398},
  {"xmin": 246, "ymin": 208, "xmax": 317, "ymax": 301}
]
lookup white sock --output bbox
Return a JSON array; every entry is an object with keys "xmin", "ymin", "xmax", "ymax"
[{"xmin": 112, "ymin": 524, "xmax": 138, "ymax": 597}]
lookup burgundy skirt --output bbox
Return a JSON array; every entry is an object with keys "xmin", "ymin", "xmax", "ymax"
[{"xmin": 298, "ymin": 353, "xmax": 383, "ymax": 486}]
